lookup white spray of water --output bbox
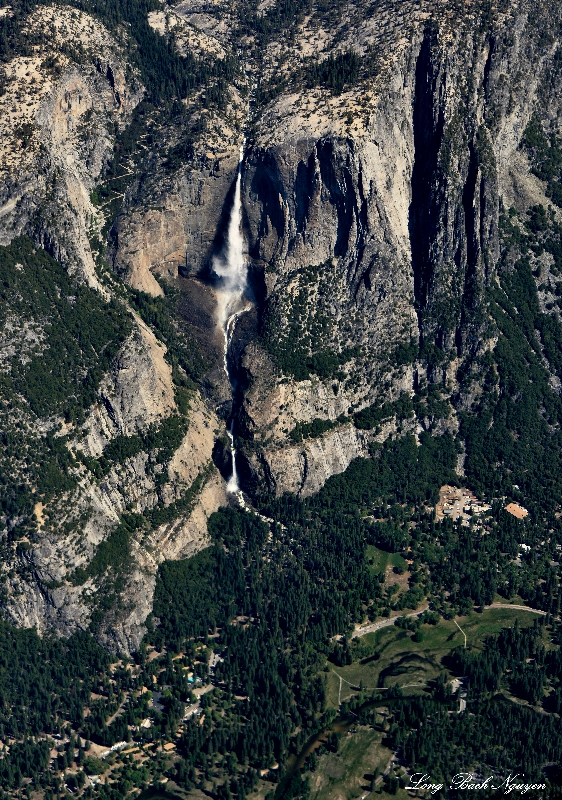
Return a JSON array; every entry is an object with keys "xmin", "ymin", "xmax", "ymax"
[
  {"xmin": 214, "ymin": 143, "xmax": 247, "ymax": 330},
  {"xmin": 213, "ymin": 143, "xmax": 250, "ymax": 495}
]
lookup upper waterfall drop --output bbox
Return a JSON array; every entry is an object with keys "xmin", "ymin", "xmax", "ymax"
[
  {"xmin": 214, "ymin": 143, "xmax": 247, "ymax": 330},
  {"xmin": 213, "ymin": 142, "xmax": 250, "ymax": 495}
]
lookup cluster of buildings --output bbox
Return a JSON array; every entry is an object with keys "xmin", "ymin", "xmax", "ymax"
[
  {"xmin": 436, "ymin": 486, "xmax": 492, "ymax": 524},
  {"xmin": 436, "ymin": 486, "xmax": 529, "ymax": 525}
]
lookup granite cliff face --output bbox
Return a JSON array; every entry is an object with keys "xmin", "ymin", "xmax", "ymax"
[
  {"xmin": 1, "ymin": 0, "xmax": 562, "ymax": 650},
  {"xmin": 0, "ymin": 3, "xmax": 227, "ymax": 651},
  {"xmin": 2, "ymin": 308, "xmax": 226, "ymax": 653},
  {"xmin": 0, "ymin": 5, "xmax": 144, "ymax": 286},
  {"xmin": 230, "ymin": 0, "xmax": 562, "ymax": 495}
]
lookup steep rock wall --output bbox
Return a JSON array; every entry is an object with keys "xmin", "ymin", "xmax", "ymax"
[
  {"xmin": 0, "ymin": 5, "xmax": 143, "ymax": 284},
  {"xmin": 1, "ymin": 313, "xmax": 226, "ymax": 652},
  {"xmin": 111, "ymin": 149, "xmax": 241, "ymax": 296},
  {"xmin": 233, "ymin": 1, "xmax": 562, "ymax": 495}
]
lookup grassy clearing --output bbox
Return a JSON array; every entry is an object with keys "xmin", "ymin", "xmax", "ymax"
[
  {"xmin": 366, "ymin": 545, "xmax": 407, "ymax": 575},
  {"xmin": 325, "ymin": 607, "xmax": 540, "ymax": 708},
  {"xmin": 325, "ymin": 668, "xmax": 356, "ymax": 707},
  {"xmin": 316, "ymin": 607, "xmax": 543, "ymax": 800},
  {"xmin": 492, "ymin": 593, "xmax": 531, "ymax": 606},
  {"xmin": 309, "ymin": 726, "xmax": 392, "ymax": 800}
]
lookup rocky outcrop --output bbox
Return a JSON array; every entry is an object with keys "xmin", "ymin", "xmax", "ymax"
[
  {"xmin": 111, "ymin": 149, "xmax": 241, "ymax": 296},
  {"xmin": 96, "ymin": 466, "xmax": 227, "ymax": 653},
  {"xmin": 6, "ymin": 458, "xmax": 227, "ymax": 653},
  {"xmin": 82, "ymin": 316, "xmax": 178, "ymax": 456},
  {"xmin": 1, "ymin": 313, "xmax": 226, "ymax": 652},
  {"xmin": 254, "ymin": 424, "xmax": 372, "ymax": 497},
  {"xmin": 0, "ymin": 5, "xmax": 143, "ymax": 284}
]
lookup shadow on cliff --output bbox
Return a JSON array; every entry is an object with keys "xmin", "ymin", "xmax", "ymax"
[{"xmin": 409, "ymin": 25, "xmax": 445, "ymax": 334}]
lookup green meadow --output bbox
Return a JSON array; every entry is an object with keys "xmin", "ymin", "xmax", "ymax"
[{"xmin": 325, "ymin": 605, "xmax": 541, "ymax": 707}]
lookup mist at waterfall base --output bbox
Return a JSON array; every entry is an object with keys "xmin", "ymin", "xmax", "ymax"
[{"xmin": 212, "ymin": 145, "xmax": 250, "ymax": 495}]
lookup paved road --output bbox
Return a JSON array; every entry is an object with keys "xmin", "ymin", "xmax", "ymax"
[
  {"xmin": 351, "ymin": 606, "xmax": 429, "ymax": 639},
  {"xmin": 487, "ymin": 602, "xmax": 546, "ymax": 615},
  {"xmin": 351, "ymin": 602, "xmax": 546, "ymax": 640}
]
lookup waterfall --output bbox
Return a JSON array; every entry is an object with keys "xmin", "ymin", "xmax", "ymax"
[
  {"xmin": 224, "ymin": 320, "xmax": 241, "ymax": 494},
  {"xmin": 213, "ymin": 143, "xmax": 249, "ymax": 495}
]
